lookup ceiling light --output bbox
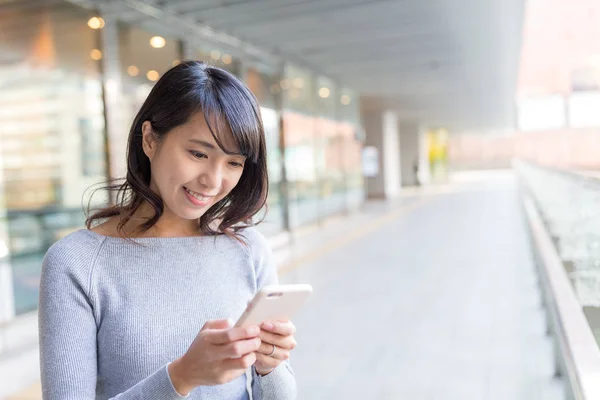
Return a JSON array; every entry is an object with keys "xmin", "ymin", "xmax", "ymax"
[
  {"xmin": 146, "ymin": 70, "xmax": 159, "ymax": 82},
  {"xmin": 87, "ymin": 17, "xmax": 105, "ymax": 30},
  {"xmin": 150, "ymin": 36, "xmax": 166, "ymax": 49},
  {"xmin": 211, "ymin": 50, "xmax": 221, "ymax": 60},
  {"xmin": 318, "ymin": 87, "xmax": 330, "ymax": 98},
  {"xmin": 127, "ymin": 66, "xmax": 139, "ymax": 76},
  {"xmin": 222, "ymin": 54, "xmax": 232, "ymax": 64},
  {"xmin": 90, "ymin": 49, "xmax": 102, "ymax": 61},
  {"xmin": 341, "ymin": 94, "xmax": 351, "ymax": 105},
  {"xmin": 293, "ymin": 78, "xmax": 304, "ymax": 88}
]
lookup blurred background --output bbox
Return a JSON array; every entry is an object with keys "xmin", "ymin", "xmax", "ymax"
[{"xmin": 1, "ymin": 0, "xmax": 600, "ymax": 399}]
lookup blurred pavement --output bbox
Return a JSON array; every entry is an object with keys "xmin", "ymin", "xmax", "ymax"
[{"xmin": 283, "ymin": 170, "xmax": 565, "ymax": 400}]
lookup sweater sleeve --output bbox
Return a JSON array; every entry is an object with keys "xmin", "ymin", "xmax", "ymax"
[
  {"xmin": 38, "ymin": 234, "xmax": 186, "ymax": 400},
  {"xmin": 246, "ymin": 229, "xmax": 297, "ymax": 400}
]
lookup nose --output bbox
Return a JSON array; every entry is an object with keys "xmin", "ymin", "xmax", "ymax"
[{"xmin": 199, "ymin": 161, "xmax": 222, "ymax": 192}]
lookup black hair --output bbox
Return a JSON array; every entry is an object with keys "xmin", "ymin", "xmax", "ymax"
[{"xmin": 86, "ymin": 61, "xmax": 268, "ymax": 239}]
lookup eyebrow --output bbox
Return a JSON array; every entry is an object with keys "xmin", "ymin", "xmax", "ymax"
[{"xmin": 188, "ymin": 138, "xmax": 244, "ymax": 156}]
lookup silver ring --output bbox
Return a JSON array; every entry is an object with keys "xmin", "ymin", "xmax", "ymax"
[{"xmin": 267, "ymin": 344, "xmax": 276, "ymax": 357}]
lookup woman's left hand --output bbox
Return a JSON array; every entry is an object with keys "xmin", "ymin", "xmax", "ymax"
[{"xmin": 254, "ymin": 320, "xmax": 297, "ymax": 375}]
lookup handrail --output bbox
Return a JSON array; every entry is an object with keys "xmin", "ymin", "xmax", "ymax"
[
  {"xmin": 522, "ymin": 194, "xmax": 600, "ymax": 399},
  {"xmin": 516, "ymin": 160, "xmax": 600, "ymax": 188}
]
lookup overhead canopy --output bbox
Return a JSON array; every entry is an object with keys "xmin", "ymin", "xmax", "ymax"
[{"xmin": 81, "ymin": 0, "xmax": 526, "ymax": 131}]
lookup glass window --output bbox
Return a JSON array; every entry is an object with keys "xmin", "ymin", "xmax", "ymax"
[
  {"xmin": 0, "ymin": 1, "xmax": 108, "ymax": 315},
  {"xmin": 245, "ymin": 67, "xmax": 285, "ymax": 235},
  {"xmin": 119, "ymin": 25, "xmax": 182, "ymax": 123},
  {"xmin": 283, "ymin": 64, "xmax": 314, "ymax": 114},
  {"xmin": 282, "ymin": 64, "xmax": 319, "ymax": 228},
  {"xmin": 194, "ymin": 46, "xmax": 241, "ymax": 77},
  {"xmin": 338, "ymin": 88, "xmax": 364, "ymax": 209},
  {"xmin": 315, "ymin": 76, "xmax": 346, "ymax": 218}
]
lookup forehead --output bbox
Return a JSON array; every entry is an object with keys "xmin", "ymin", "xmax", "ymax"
[{"xmin": 176, "ymin": 111, "xmax": 240, "ymax": 154}]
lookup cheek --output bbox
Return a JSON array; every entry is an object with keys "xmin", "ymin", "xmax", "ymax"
[
  {"xmin": 152, "ymin": 155, "xmax": 192, "ymax": 192},
  {"xmin": 221, "ymin": 170, "xmax": 244, "ymax": 195}
]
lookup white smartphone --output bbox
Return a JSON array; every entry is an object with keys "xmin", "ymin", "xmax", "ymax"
[{"xmin": 235, "ymin": 284, "xmax": 313, "ymax": 328}]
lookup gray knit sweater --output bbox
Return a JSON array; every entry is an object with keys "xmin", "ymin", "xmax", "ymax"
[{"xmin": 38, "ymin": 228, "xmax": 296, "ymax": 399}]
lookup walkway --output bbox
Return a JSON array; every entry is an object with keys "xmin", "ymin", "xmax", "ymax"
[{"xmin": 281, "ymin": 171, "xmax": 565, "ymax": 400}]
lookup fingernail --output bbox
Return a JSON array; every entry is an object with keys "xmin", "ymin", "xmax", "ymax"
[
  {"xmin": 248, "ymin": 325, "xmax": 260, "ymax": 335},
  {"xmin": 263, "ymin": 322, "xmax": 274, "ymax": 331}
]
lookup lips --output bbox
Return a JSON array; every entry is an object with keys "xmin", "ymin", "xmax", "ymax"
[
  {"xmin": 183, "ymin": 187, "xmax": 213, "ymax": 207},
  {"xmin": 184, "ymin": 187, "xmax": 210, "ymax": 201}
]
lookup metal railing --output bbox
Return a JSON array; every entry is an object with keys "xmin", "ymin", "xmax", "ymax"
[{"xmin": 516, "ymin": 160, "xmax": 600, "ymax": 400}]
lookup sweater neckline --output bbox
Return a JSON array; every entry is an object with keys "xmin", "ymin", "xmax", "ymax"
[{"xmin": 80, "ymin": 228, "xmax": 223, "ymax": 243}]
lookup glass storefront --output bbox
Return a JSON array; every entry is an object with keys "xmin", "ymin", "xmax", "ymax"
[
  {"xmin": 245, "ymin": 66, "xmax": 286, "ymax": 235},
  {"xmin": 195, "ymin": 45, "xmax": 241, "ymax": 77},
  {"xmin": 338, "ymin": 88, "xmax": 364, "ymax": 210},
  {"xmin": 283, "ymin": 64, "xmax": 320, "ymax": 228},
  {"xmin": 0, "ymin": 0, "xmax": 364, "ymax": 328},
  {"xmin": 315, "ymin": 76, "xmax": 346, "ymax": 219},
  {"xmin": 0, "ymin": 1, "xmax": 109, "ymax": 315},
  {"xmin": 282, "ymin": 66, "xmax": 364, "ymax": 227},
  {"xmin": 118, "ymin": 24, "xmax": 182, "ymax": 143}
]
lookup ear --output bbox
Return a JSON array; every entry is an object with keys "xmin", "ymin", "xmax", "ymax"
[{"xmin": 141, "ymin": 121, "xmax": 158, "ymax": 160}]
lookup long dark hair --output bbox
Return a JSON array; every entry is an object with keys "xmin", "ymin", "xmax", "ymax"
[{"xmin": 86, "ymin": 61, "xmax": 268, "ymax": 238}]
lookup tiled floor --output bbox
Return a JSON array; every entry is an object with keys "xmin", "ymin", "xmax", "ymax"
[
  {"xmin": 5, "ymin": 172, "xmax": 565, "ymax": 399},
  {"xmin": 282, "ymin": 172, "xmax": 565, "ymax": 400}
]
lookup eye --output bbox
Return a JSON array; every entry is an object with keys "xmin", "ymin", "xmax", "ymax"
[
  {"xmin": 229, "ymin": 161, "xmax": 244, "ymax": 168},
  {"xmin": 189, "ymin": 150, "xmax": 207, "ymax": 159}
]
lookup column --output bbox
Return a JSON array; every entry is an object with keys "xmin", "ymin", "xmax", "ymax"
[
  {"xmin": 180, "ymin": 39, "xmax": 195, "ymax": 61},
  {"xmin": 99, "ymin": 12, "xmax": 128, "ymax": 181},
  {"xmin": 399, "ymin": 121, "xmax": 431, "ymax": 186},
  {"xmin": 362, "ymin": 108, "xmax": 401, "ymax": 199}
]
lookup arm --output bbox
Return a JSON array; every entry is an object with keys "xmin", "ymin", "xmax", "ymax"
[
  {"xmin": 38, "ymin": 239, "xmax": 186, "ymax": 400},
  {"xmin": 247, "ymin": 229, "xmax": 297, "ymax": 400}
]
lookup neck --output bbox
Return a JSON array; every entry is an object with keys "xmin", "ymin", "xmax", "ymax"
[{"xmin": 125, "ymin": 201, "xmax": 202, "ymax": 238}]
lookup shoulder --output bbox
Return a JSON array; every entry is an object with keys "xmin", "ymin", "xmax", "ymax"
[
  {"xmin": 237, "ymin": 227, "xmax": 278, "ymax": 285},
  {"xmin": 43, "ymin": 229, "xmax": 107, "ymax": 279},
  {"xmin": 238, "ymin": 227, "xmax": 271, "ymax": 253},
  {"xmin": 236, "ymin": 227, "xmax": 274, "ymax": 266},
  {"xmin": 238, "ymin": 226, "xmax": 269, "ymax": 245}
]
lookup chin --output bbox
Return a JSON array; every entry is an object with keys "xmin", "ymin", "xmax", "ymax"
[{"xmin": 179, "ymin": 208, "xmax": 209, "ymax": 221}]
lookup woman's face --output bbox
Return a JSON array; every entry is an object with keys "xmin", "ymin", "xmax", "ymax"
[{"xmin": 142, "ymin": 112, "xmax": 247, "ymax": 223}]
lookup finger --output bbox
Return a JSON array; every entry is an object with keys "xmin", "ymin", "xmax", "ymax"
[
  {"xmin": 255, "ymin": 352, "xmax": 282, "ymax": 369},
  {"xmin": 202, "ymin": 319, "xmax": 233, "ymax": 331},
  {"xmin": 259, "ymin": 330, "xmax": 297, "ymax": 351},
  {"xmin": 261, "ymin": 321, "xmax": 296, "ymax": 336},
  {"xmin": 257, "ymin": 341, "xmax": 275, "ymax": 356},
  {"xmin": 222, "ymin": 351, "xmax": 257, "ymax": 370},
  {"xmin": 220, "ymin": 337, "xmax": 262, "ymax": 359},
  {"xmin": 257, "ymin": 342, "xmax": 291, "ymax": 360},
  {"xmin": 209, "ymin": 325, "xmax": 260, "ymax": 344}
]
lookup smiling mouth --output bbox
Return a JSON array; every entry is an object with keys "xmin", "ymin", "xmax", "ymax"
[{"xmin": 184, "ymin": 187, "xmax": 211, "ymax": 202}]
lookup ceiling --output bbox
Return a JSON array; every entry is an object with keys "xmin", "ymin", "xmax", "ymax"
[{"xmin": 80, "ymin": 0, "xmax": 526, "ymax": 132}]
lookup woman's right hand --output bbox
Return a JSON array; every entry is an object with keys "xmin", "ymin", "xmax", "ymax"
[{"xmin": 168, "ymin": 319, "xmax": 261, "ymax": 395}]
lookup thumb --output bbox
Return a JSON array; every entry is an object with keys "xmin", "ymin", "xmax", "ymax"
[{"xmin": 201, "ymin": 318, "xmax": 233, "ymax": 331}]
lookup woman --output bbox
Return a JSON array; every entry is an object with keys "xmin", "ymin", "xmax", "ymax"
[{"xmin": 38, "ymin": 61, "xmax": 297, "ymax": 399}]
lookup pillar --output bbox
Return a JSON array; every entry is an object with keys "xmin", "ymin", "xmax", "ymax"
[
  {"xmin": 99, "ymin": 12, "xmax": 128, "ymax": 181},
  {"xmin": 362, "ymin": 109, "xmax": 401, "ymax": 199},
  {"xmin": 399, "ymin": 121, "xmax": 431, "ymax": 186}
]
